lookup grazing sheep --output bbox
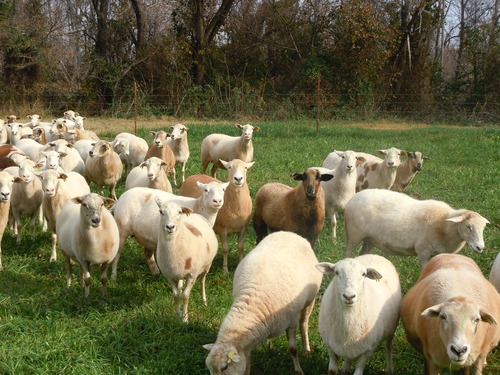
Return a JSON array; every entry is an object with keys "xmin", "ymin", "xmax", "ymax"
[
  {"xmin": 401, "ymin": 253, "xmax": 500, "ymax": 375},
  {"xmin": 200, "ymin": 124, "xmax": 260, "ymax": 178},
  {"xmin": 85, "ymin": 140, "xmax": 123, "ymax": 200},
  {"xmin": 155, "ymin": 200, "xmax": 218, "ymax": 322},
  {"xmin": 356, "ymin": 147, "xmax": 406, "ymax": 191},
  {"xmin": 110, "ymin": 132, "xmax": 149, "ymax": 175},
  {"xmin": 490, "ymin": 252, "xmax": 500, "ymax": 292},
  {"xmin": 253, "ymin": 168, "xmax": 333, "ymax": 247},
  {"xmin": 344, "ymin": 189, "xmax": 490, "ymax": 268},
  {"xmin": 37, "ymin": 169, "xmax": 91, "ymax": 262},
  {"xmin": 124, "ymin": 156, "xmax": 172, "ymax": 192},
  {"xmin": 0, "ymin": 171, "xmax": 15, "ymax": 270},
  {"xmin": 110, "ymin": 183, "xmax": 226, "ymax": 280},
  {"xmin": 144, "ymin": 130, "xmax": 175, "ymax": 178},
  {"xmin": 56, "ymin": 193, "xmax": 119, "ymax": 297},
  {"xmin": 390, "ymin": 151, "xmax": 430, "ymax": 192},
  {"xmin": 204, "ymin": 231, "xmax": 322, "ymax": 375},
  {"xmin": 316, "ymin": 254, "xmax": 402, "ymax": 375},
  {"xmin": 180, "ymin": 159, "xmax": 254, "ymax": 273},
  {"xmin": 166, "ymin": 124, "xmax": 190, "ymax": 186}
]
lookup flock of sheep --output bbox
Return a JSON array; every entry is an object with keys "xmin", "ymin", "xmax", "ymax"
[{"xmin": 0, "ymin": 111, "xmax": 498, "ymax": 374}]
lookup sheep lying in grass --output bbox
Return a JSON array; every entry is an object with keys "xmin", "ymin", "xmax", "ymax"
[
  {"xmin": 200, "ymin": 124, "xmax": 259, "ymax": 178},
  {"xmin": 124, "ymin": 156, "xmax": 172, "ymax": 192},
  {"xmin": 204, "ymin": 231, "xmax": 322, "ymax": 375},
  {"xmin": 401, "ymin": 253, "xmax": 500, "ymax": 375},
  {"xmin": 85, "ymin": 140, "xmax": 123, "ymax": 200},
  {"xmin": 56, "ymin": 193, "xmax": 119, "ymax": 297},
  {"xmin": 391, "ymin": 151, "xmax": 430, "ymax": 192},
  {"xmin": 179, "ymin": 159, "xmax": 254, "ymax": 273},
  {"xmin": 166, "ymin": 124, "xmax": 190, "ymax": 186},
  {"xmin": 253, "ymin": 168, "xmax": 333, "ymax": 247},
  {"xmin": 155, "ymin": 200, "xmax": 218, "ymax": 322},
  {"xmin": 0, "ymin": 171, "xmax": 15, "ymax": 270},
  {"xmin": 316, "ymin": 254, "xmax": 402, "ymax": 375},
  {"xmin": 344, "ymin": 189, "xmax": 490, "ymax": 268}
]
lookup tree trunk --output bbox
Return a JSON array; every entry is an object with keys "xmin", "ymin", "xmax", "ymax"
[{"xmin": 130, "ymin": 0, "xmax": 146, "ymax": 52}]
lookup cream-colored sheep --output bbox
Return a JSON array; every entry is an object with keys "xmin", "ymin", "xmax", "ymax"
[
  {"xmin": 124, "ymin": 156, "xmax": 172, "ymax": 192},
  {"xmin": 356, "ymin": 147, "xmax": 406, "ymax": 191},
  {"xmin": 144, "ymin": 130, "xmax": 175, "ymax": 177},
  {"xmin": 0, "ymin": 171, "xmax": 15, "ymax": 270},
  {"xmin": 490, "ymin": 252, "xmax": 500, "ymax": 292},
  {"xmin": 43, "ymin": 139, "xmax": 85, "ymax": 174},
  {"xmin": 85, "ymin": 140, "xmax": 123, "ymax": 200},
  {"xmin": 166, "ymin": 124, "xmax": 190, "ymax": 186},
  {"xmin": 110, "ymin": 132, "xmax": 148, "ymax": 175}
]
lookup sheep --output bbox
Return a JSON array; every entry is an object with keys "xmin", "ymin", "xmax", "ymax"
[
  {"xmin": 0, "ymin": 120, "xmax": 8, "ymax": 144},
  {"xmin": 390, "ymin": 151, "xmax": 430, "ymax": 192},
  {"xmin": 204, "ymin": 231, "xmax": 322, "ymax": 375},
  {"xmin": 15, "ymin": 138, "xmax": 46, "ymax": 162},
  {"xmin": 0, "ymin": 144, "xmax": 27, "ymax": 166},
  {"xmin": 44, "ymin": 139, "xmax": 86, "ymax": 174},
  {"xmin": 355, "ymin": 147, "xmax": 406, "ymax": 191},
  {"xmin": 124, "ymin": 156, "xmax": 172, "ymax": 192},
  {"xmin": 0, "ymin": 171, "xmax": 15, "ymax": 270},
  {"xmin": 200, "ymin": 124, "xmax": 260, "ymax": 178},
  {"xmin": 10, "ymin": 159, "xmax": 45, "ymax": 242},
  {"xmin": 62, "ymin": 110, "xmax": 78, "ymax": 120},
  {"xmin": 51, "ymin": 120, "xmax": 99, "ymax": 141},
  {"xmin": 144, "ymin": 130, "xmax": 175, "ymax": 177},
  {"xmin": 56, "ymin": 193, "xmax": 119, "ymax": 297},
  {"xmin": 344, "ymin": 189, "xmax": 490, "ymax": 268},
  {"xmin": 73, "ymin": 115, "xmax": 86, "ymax": 129},
  {"xmin": 110, "ymin": 132, "xmax": 149, "ymax": 175},
  {"xmin": 110, "ymin": 183, "xmax": 227, "ymax": 280},
  {"xmin": 37, "ymin": 150, "xmax": 65, "ymax": 172},
  {"xmin": 73, "ymin": 139, "xmax": 96, "ymax": 162},
  {"xmin": 7, "ymin": 122, "xmax": 33, "ymax": 146},
  {"xmin": 26, "ymin": 114, "xmax": 53, "ymax": 129},
  {"xmin": 317, "ymin": 150, "xmax": 366, "ymax": 241},
  {"xmin": 85, "ymin": 140, "xmax": 123, "ymax": 200},
  {"xmin": 316, "ymin": 254, "xmax": 402, "ymax": 375},
  {"xmin": 179, "ymin": 159, "xmax": 254, "ymax": 273},
  {"xmin": 400, "ymin": 253, "xmax": 500, "ymax": 375},
  {"xmin": 253, "ymin": 168, "xmax": 333, "ymax": 248},
  {"xmin": 490, "ymin": 252, "xmax": 500, "ymax": 292},
  {"xmin": 0, "ymin": 157, "xmax": 18, "ymax": 170},
  {"xmin": 166, "ymin": 123, "xmax": 190, "ymax": 186},
  {"xmin": 37, "ymin": 169, "xmax": 91, "ymax": 262},
  {"xmin": 155, "ymin": 199, "xmax": 218, "ymax": 322},
  {"xmin": 29, "ymin": 127, "xmax": 49, "ymax": 145}
]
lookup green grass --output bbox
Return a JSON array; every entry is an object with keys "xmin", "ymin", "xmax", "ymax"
[{"xmin": 0, "ymin": 121, "xmax": 499, "ymax": 374}]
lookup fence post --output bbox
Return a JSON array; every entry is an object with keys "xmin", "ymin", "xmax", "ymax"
[
  {"xmin": 316, "ymin": 74, "xmax": 321, "ymax": 135},
  {"xmin": 134, "ymin": 82, "xmax": 137, "ymax": 135}
]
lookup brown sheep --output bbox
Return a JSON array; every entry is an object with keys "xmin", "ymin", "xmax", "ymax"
[
  {"xmin": 144, "ymin": 130, "xmax": 176, "ymax": 177},
  {"xmin": 85, "ymin": 140, "xmax": 123, "ymax": 200},
  {"xmin": 253, "ymin": 168, "xmax": 333, "ymax": 248}
]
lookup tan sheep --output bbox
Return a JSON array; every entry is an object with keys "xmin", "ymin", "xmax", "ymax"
[
  {"xmin": 166, "ymin": 124, "xmax": 190, "ymax": 186},
  {"xmin": 85, "ymin": 140, "xmax": 123, "ymax": 200},
  {"xmin": 391, "ymin": 151, "xmax": 430, "ymax": 192},
  {"xmin": 124, "ymin": 156, "xmax": 172, "ymax": 192},
  {"xmin": 144, "ymin": 130, "xmax": 176, "ymax": 178},
  {"xmin": 356, "ymin": 147, "xmax": 406, "ymax": 191},
  {"xmin": 0, "ymin": 171, "xmax": 15, "ymax": 270}
]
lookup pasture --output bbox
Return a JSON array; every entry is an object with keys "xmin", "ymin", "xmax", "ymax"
[{"xmin": 0, "ymin": 119, "xmax": 498, "ymax": 374}]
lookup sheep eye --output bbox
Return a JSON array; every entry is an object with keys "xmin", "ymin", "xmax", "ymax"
[
  {"xmin": 473, "ymin": 318, "xmax": 480, "ymax": 324},
  {"xmin": 440, "ymin": 315, "xmax": 446, "ymax": 320},
  {"xmin": 467, "ymin": 224, "xmax": 472, "ymax": 231},
  {"xmin": 334, "ymin": 270, "xmax": 339, "ymax": 276},
  {"xmin": 362, "ymin": 272, "xmax": 367, "ymax": 277}
]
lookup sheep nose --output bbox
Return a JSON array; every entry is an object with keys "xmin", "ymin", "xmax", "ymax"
[
  {"xmin": 343, "ymin": 293, "xmax": 356, "ymax": 304},
  {"xmin": 451, "ymin": 345, "xmax": 468, "ymax": 357},
  {"xmin": 1, "ymin": 192, "xmax": 10, "ymax": 199},
  {"xmin": 92, "ymin": 217, "xmax": 101, "ymax": 225},
  {"xmin": 347, "ymin": 165, "xmax": 353, "ymax": 171},
  {"xmin": 213, "ymin": 198, "xmax": 222, "ymax": 205},
  {"xmin": 88, "ymin": 151, "xmax": 93, "ymax": 157},
  {"xmin": 165, "ymin": 224, "xmax": 175, "ymax": 231},
  {"xmin": 45, "ymin": 188, "xmax": 54, "ymax": 194},
  {"xmin": 234, "ymin": 176, "xmax": 243, "ymax": 184},
  {"xmin": 387, "ymin": 161, "xmax": 394, "ymax": 166}
]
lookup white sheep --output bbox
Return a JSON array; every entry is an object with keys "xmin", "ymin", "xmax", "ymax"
[
  {"xmin": 110, "ymin": 132, "xmax": 149, "ymax": 175},
  {"xmin": 166, "ymin": 124, "xmax": 190, "ymax": 186},
  {"xmin": 43, "ymin": 139, "xmax": 85, "ymax": 174},
  {"xmin": 401, "ymin": 253, "xmax": 500, "ymax": 375},
  {"xmin": 356, "ymin": 147, "xmax": 406, "ymax": 191},
  {"xmin": 37, "ymin": 169, "xmax": 91, "ymax": 262},
  {"xmin": 253, "ymin": 168, "xmax": 333, "ymax": 247},
  {"xmin": 110, "ymin": 183, "xmax": 226, "ymax": 280},
  {"xmin": 0, "ymin": 120, "xmax": 8, "ymax": 144},
  {"xmin": 155, "ymin": 199, "xmax": 218, "ymax": 322},
  {"xmin": 124, "ymin": 156, "xmax": 172, "ymax": 192},
  {"xmin": 0, "ymin": 171, "xmax": 15, "ymax": 270},
  {"xmin": 179, "ymin": 159, "xmax": 254, "ymax": 273},
  {"xmin": 26, "ymin": 114, "xmax": 53, "ymax": 129},
  {"xmin": 7, "ymin": 122, "xmax": 33, "ymax": 146},
  {"xmin": 56, "ymin": 193, "xmax": 119, "ymax": 297},
  {"xmin": 73, "ymin": 139, "xmax": 95, "ymax": 162},
  {"xmin": 316, "ymin": 254, "xmax": 402, "ymax": 375},
  {"xmin": 344, "ymin": 189, "xmax": 490, "ymax": 268},
  {"xmin": 14, "ymin": 138, "xmax": 46, "ymax": 162},
  {"xmin": 490, "ymin": 252, "xmax": 500, "ymax": 292},
  {"xmin": 390, "ymin": 151, "xmax": 430, "ymax": 192},
  {"xmin": 200, "ymin": 124, "xmax": 260, "ymax": 178},
  {"xmin": 144, "ymin": 130, "xmax": 175, "ymax": 178},
  {"xmin": 85, "ymin": 140, "xmax": 123, "ymax": 200},
  {"xmin": 204, "ymin": 231, "xmax": 322, "ymax": 375}
]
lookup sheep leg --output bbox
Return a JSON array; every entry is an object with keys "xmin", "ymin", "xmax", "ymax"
[
  {"xmin": 299, "ymin": 301, "xmax": 315, "ymax": 353},
  {"xmin": 65, "ymin": 256, "xmax": 73, "ymax": 289},
  {"xmin": 326, "ymin": 346, "xmax": 339, "ymax": 375},
  {"xmin": 172, "ymin": 166, "xmax": 177, "ymax": 187},
  {"xmin": 201, "ymin": 159, "xmax": 209, "ymax": 175},
  {"xmin": 39, "ymin": 207, "xmax": 47, "ymax": 231},
  {"xmin": 111, "ymin": 233, "xmax": 128, "ymax": 281},
  {"xmin": 50, "ymin": 232, "xmax": 57, "ymax": 262},
  {"xmin": 341, "ymin": 358, "xmax": 351, "ymax": 374},
  {"xmin": 210, "ymin": 164, "xmax": 218, "ymax": 179},
  {"xmin": 331, "ymin": 212, "xmax": 337, "ymax": 241},
  {"xmin": 285, "ymin": 326, "xmax": 304, "ymax": 375},
  {"xmin": 81, "ymin": 261, "xmax": 91, "ymax": 297},
  {"xmin": 110, "ymin": 183, "xmax": 118, "ymax": 201},
  {"xmin": 28, "ymin": 212, "xmax": 38, "ymax": 240},
  {"xmin": 199, "ymin": 270, "xmax": 208, "ymax": 306},
  {"xmin": 100, "ymin": 263, "xmax": 109, "ymax": 296},
  {"xmin": 252, "ymin": 212, "xmax": 268, "ymax": 245},
  {"xmin": 220, "ymin": 229, "xmax": 230, "ymax": 274},
  {"xmin": 13, "ymin": 210, "xmax": 22, "ymax": 243},
  {"xmin": 168, "ymin": 278, "xmax": 181, "ymax": 319},
  {"xmin": 237, "ymin": 227, "xmax": 246, "ymax": 262},
  {"xmin": 144, "ymin": 247, "xmax": 160, "ymax": 275},
  {"xmin": 359, "ymin": 240, "xmax": 373, "ymax": 255},
  {"xmin": 352, "ymin": 351, "xmax": 372, "ymax": 375},
  {"xmin": 385, "ymin": 335, "xmax": 394, "ymax": 374},
  {"xmin": 180, "ymin": 161, "xmax": 186, "ymax": 183},
  {"xmin": 181, "ymin": 275, "xmax": 196, "ymax": 323}
]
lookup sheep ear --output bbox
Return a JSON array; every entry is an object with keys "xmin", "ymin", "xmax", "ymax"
[
  {"xmin": 320, "ymin": 173, "xmax": 334, "ymax": 182},
  {"xmin": 221, "ymin": 182, "xmax": 230, "ymax": 190},
  {"xmin": 150, "ymin": 131, "xmax": 157, "ymax": 136},
  {"xmin": 196, "ymin": 181, "xmax": 206, "ymax": 190},
  {"xmin": 423, "ymin": 155, "xmax": 431, "ymax": 160},
  {"xmin": 59, "ymin": 173, "xmax": 68, "ymax": 181},
  {"xmin": 227, "ymin": 351, "xmax": 240, "ymax": 363},
  {"xmin": 365, "ymin": 268, "xmax": 383, "ymax": 281},
  {"xmin": 160, "ymin": 161, "xmax": 167, "ymax": 167},
  {"xmin": 220, "ymin": 159, "xmax": 231, "ymax": 169},
  {"xmin": 400, "ymin": 150, "xmax": 408, "ymax": 157},
  {"xmin": 59, "ymin": 152, "xmax": 67, "ymax": 158},
  {"xmin": 155, "ymin": 196, "xmax": 163, "ymax": 209},
  {"xmin": 316, "ymin": 262, "xmax": 336, "ymax": 275},
  {"xmin": 235, "ymin": 124, "xmax": 243, "ymax": 129},
  {"xmin": 356, "ymin": 156, "xmax": 366, "ymax": 165},
  {"xmin": 252, "ymin": 126, "xmax": 260, "ymax": 132},
  {"xmin": 139, "ymin": 162, "xmax": 147, "ymax": 169},
  {"xmin": 421, "ymin": 304, "xmax": 443, "ymax": 318},
  {"xmin": 169, "ymin": 126, "xmax": 174, "ymax": 131},
  {"xmin": 13, "ymin": 177, "xmax": 23, "ymax": 184},
  {"xmin": 446, "ymin": 215, "xmax": 466, "ymax": 223},
  {"xmin": 202, "ymin": 344, "xmax": 214, "ymax": 351},
  {"xmin": 292, "ymin": 173, "xmax": 305, "ymax": 181},
  {"xmin": 246, "ymin": 161, "xmax": 255, "ymax": 169},
  {"xmin": 181, "ymin": 207, "xmax": 193, "ymax": 216},
  {"xmin": 376, "ymin": 149, "xmax": 387, "ymax": 156},
  {"xmin": 480, "ymin": 309, "xmax": 497, "ymax": 325},
  {"xmin": 72, "ymin": 196, "xmax": 84, "ymax": 205},
  {"xmin": 102, "ymin": 197, "xmax": 116, "ymax": 206}
]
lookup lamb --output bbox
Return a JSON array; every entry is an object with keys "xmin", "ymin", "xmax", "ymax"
[
  {"xmin": 490, "ymin": 252, "xmax": 500, "ymax": 292},
  {"xmin": 56, "ymin": 193, "xmax": 119, "ymax": 297},
  {"xmin": 253, "ymin": 168, "xmax": 333, "ymax": 247},
  {"xmin": 37, "ymin": 169, "xmax": 91, "ymax": 262},
  {"xmin": 124, "ymin": 156, "xmax": 172, "ymax": 192},
  {"xmin": 400, "ymin": 253, "xmax": 500, "ymax": 375},
  {"xmin": 110, "ymin": 132, "xmax": 149, "ymax": 175},
  {"xmin": 179, "ymin": 159, "xmax": 254, "ymax": 273},
  {"xmin": 110, "ymin": 183, "xmax": 226, "ymax": 280},
  {"xmin": 0, "ymin": 171, "xmax": 15, "ymax": 270},
  {"xmin": 166, "ymin": 123, "xmax": 190, "ymax": 186},
  {"xmin": 355, "ymin": 147, "xmax": 406, "ymax": 191},
  {"xmin": 316, "ymin": 254, "xmax": 402, "ymax": 375},
  {"xmin": 85, "ymin": 140, "xmax": 123, "ymax": 200},
  {"xmin": 344, "ymin": 189, "xmax": 490, "ymax": 268},
  {"xmin": 390, "ymin": 151, "xmax": 430, "ymax": 192},
  {"xmin": 0, "ymin": 120, "xmax": 8, "ymax": 144},
  {"xmin": 155, "ymin": 199, "xmax": 218, "ymax": 322},
  {"xmin": 144, "ymin": 130, "xmax": 175, "ymax": 177},
  {"xmin": 200, "ymin": 124, "xmax": 260, "ymax": 178},
  {"xmin": 204, "ymin": 231, "xmax": 322, "ymax": 375}
]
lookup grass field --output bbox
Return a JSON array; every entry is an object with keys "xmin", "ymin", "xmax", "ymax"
[{"xmin": 0, "ymin": 119, "xmax": 498, "ymax": 374}]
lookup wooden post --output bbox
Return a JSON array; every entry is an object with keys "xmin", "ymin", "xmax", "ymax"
[
  {"xmin": 134, "ymin": 82, "xmax": 138, "ymax": 135},
  {"xmin": 316, "ymin": 74, "xmax": 321, "ymax": 135}
]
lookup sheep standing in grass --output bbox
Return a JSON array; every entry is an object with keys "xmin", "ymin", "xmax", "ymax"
[
  {"xmin": 204, "ymin": 231, "xmax": 322, "ymax": 375},
  {"xmin": 490, "ymin": 252, "xmax": 500, "ymax": 292},
  {"xmin": 85, "ymin": 140, "xmax": 123, "ymax": 200},
  {"xmin": 125, "ymin": 156, "xmax": 172, "ymax": 192},
  {"xmin": 144, "ymin": 130, "xmax": 175, "ymax": 178},
  {"xmin": 166, "ymin": 124, "xmax": 189, "ymax": 186},
  {"xmin": 56, "ymin": 193, "xmax": 119, "ymax": 297},
  {"xmin": 344, "ymin": 189, "xmax": 489, "ymax": 268},
  {"xmin": 253, "ymin": 168, "xmax": 333, "ymax": 247},
  {"xmin": 356, "ymin": 147, "xmax": 406, "ymax": 191},
  {"xmin": 200, "ymin": 124, "xmax": 259, "ymax": 178},
  {"xmin": 179, "ymin": 159, "xmax": 254, "ymax": 273},
  {"xmin": 401, "ymin": 253, "xmax": 500, "ymax": 375},
  {"xmin": 316, "ymin": 254, "xmax": 402, "ymax": 375},
  {"xmin": 0, "ymin": 171, "xmax": 15, "ymax": 270},
  {"xmin": 110, "ymin": 132, "xmax": 149, "ymax": 175},
  {"xmin": 155, "ymin": 200, "xmax": 218, "ymax": 322},
  {"xmin": 391, "ymin": 151, "xmax": 430, "ymax": 192}
]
